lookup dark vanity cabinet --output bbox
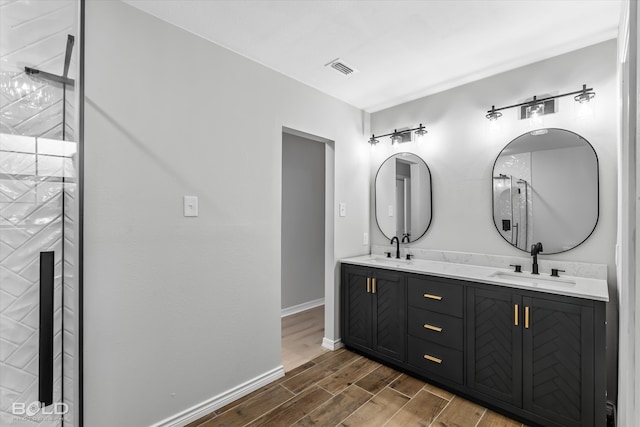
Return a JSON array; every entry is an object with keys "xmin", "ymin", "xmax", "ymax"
[
  {"xmin": 466, "ymin": 287, "xmax": 523, "ymax": 407},
  {"xmin": 342, "ymin": 265, "xmax": 406, "ymax": 364},
  {"xmin": 341, "ymin": 262, "xmax": 606, "ymax": 427},
  {"xmin": 467, "ymin": 288, "xmax": 603, "ymax": 427},
  {"xmin": 522, "ymin": 296, "xmax": 597, "ymax": 427},
  {"xmin": 406, "ymin": 276, "xmax": 465, "ymax": 385}
]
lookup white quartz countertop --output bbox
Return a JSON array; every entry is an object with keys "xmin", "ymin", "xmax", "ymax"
[{"xmin": 341, "ymin": 255, "xmax": 609, "ymax": 302}]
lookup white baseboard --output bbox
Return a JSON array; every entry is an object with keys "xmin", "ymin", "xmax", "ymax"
[
  {"xmin": 281, "ymin": 298, "xmax": 324, "ymax": 317},
  {"xmin": 322, "ymin": 337, "xmax": 344, "ymax": 351},
  {"xmin": 152, "ymin": 365, "xmax": 285, "ymax": 427}
]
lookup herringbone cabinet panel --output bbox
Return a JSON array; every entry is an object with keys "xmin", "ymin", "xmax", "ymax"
[
  {"xmin": 373, "ymin": 272, "xmax": 405, "ymax": 362},
  {"xmin": 467, "ymin": 288, "xmax": 522, "ymax": 406},
  {"xmin": 344, "ymin": 269, "xmax": 372, "ymax": 349},
  {"xmin": 523, "ymin": 297, "xmax": 594, "ymax": 427}
]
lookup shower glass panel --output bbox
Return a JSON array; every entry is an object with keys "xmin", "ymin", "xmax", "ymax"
[
  {"xmin": 1, "ymin": 1, "xmax": 80, "ymax": 425},
  {"xmin": 492, "ymin": 175, "xmax": 530, "ymax": 251},
  {"xmin": 1, "ymin": 135, "xmax": 76, "ymax": 427}
]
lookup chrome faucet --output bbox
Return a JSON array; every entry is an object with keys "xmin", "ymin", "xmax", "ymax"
[
  {"xmin": 390, "ymin": 236, "xmax": 401, "ymax": 259},
  {"xmin": 530, "ymin": 242, "xmax": 543, "ymax": 275}
]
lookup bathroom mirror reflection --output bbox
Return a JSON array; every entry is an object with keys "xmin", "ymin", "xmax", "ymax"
[
  {"xmin": 492, "ymin": 128, "xmax": 599, "ymax": 254},
  {"xmin": 375, "ymin": 153, "xmax": 432, "ymax": 242}
]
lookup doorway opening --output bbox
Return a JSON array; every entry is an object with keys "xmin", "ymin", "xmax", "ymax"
[{"xmin": 281, "ymin": 128, "xmax": 334, "ymax": 371}]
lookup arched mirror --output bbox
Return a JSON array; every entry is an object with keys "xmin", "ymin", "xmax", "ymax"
[
  {"xmin": 375, "ymin": 153, "xmax": 432, "ymax": 242},
  {"xmin": 492, "ymin": 128, "xmax": 599, "ymax": 254}
]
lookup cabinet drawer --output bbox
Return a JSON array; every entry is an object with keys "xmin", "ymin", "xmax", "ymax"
[
  {"xmin": 408, "ymin": 307, "xmax": 463, "ymax": 351},
  {"xmin": 408, "ymin": 337, "xmax": 463, "ymax": 384},
  {"xmin": 408, "ymin": 277, "xmax": 464, "ymax": 317}
]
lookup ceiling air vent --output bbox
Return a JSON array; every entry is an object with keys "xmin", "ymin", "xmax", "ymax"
[{"xmin": 325, "ymin": 58, "xmax": 358, "ymax": 76}]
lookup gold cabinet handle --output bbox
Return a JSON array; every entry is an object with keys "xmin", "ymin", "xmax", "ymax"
[
  {"xmin": 366, "ymin": 277, "xmax": 371, "ymax": 293},
  {"xmin": 423, "ymin": 324, "xmax": 442, "ymax": 332},
  {"xmin": 423, "ymin": 293, "xmax": 442, "ymax": 300},
  {"xmin": 525, "ymin": 306, "xmax": 530, "ymax": 329},
  {"xmin": 423, "ymin": 354, "xmax": 442, "ymax": 364},
  {"xmin": 372, "ymin": 278, "xmax": 376, "ymax": 294},
  {"xmin": 514, "ymin": 304, "xmax": 519, "ymax": 326}
]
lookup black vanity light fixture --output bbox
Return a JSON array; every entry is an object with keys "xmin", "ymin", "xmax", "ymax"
[
  {"xmin": 368, "ymin": 123, "xmax": 428, "ymax": 146},
  {"xmin": 485, "ymin": 84, "xmax": 595, "ymax": 121}
]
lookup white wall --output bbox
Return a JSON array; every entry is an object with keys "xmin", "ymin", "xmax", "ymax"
[
  {"xmin": 83, "ymin": 2, "xmax": 369, "ymax": 426},
  {"xmin": 281, "ymin": 133, "xmax": 325, "ymax": 310},
  {"xmin": 616, "ymin": 0, "xmax": 638, "ymax": 425},
  {"xmin": 370, "ymin": 40, "xmax": 619, "ymax": 400}
]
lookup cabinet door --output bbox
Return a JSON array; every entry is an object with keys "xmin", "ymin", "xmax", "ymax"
[
  {"xmin": 372, "ymin": 270, "xmax": 406, "ymax": 362},
  {"xmin": 342, "ymin": 266, "xmax": 373, "ymax": 350},
  {"xmin": 467, "ymin": 287, "xmax": 522, "ymax": 407},
  {"xmin": 522, "ymin": 297, "xmax": 594, "ymax": 427}
]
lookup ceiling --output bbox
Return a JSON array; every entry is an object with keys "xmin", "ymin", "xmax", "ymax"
[{"xmin": 122, "ymin": 0, "xmax": 621, "ymax": 113}]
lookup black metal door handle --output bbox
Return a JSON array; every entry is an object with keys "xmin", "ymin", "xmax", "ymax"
[{"xmin": 39, "ymin": 251, "xmax": 54, "ymax": 406}]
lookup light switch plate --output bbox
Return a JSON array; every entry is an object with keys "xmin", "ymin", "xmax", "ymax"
[
  {"xmin": 339, "ymin": 202, "xmax": 346, "ymax": 217},
  {"xmin": 363, "ymin": 232, "xmax": 369, "ymax": 245},
  {"xmin": 184, "ymin": 196, "xmax": 198, "ymax": 217}
]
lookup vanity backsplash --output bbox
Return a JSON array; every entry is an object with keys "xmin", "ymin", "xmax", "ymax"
[{"xmin": 370, "ymin": 245, "xmax": 607, "ymax": 280}]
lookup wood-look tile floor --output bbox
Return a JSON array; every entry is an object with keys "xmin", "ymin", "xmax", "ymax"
[
  {"xmin": 187, "ymin": 348, "xmax": 527, "ymax": 427},
  {"xmin": 281, "ymin": 305, "xmax": 327, "ymax": 372}
]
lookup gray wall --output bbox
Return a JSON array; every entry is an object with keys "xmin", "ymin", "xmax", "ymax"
[
  {"xmin": 84, "ymin": 2, "xmax": 370, "ymax": 426},
  {"xmin": 282, "ymin": 133, "xmax": 325, "ymax": 310},
  {"xmin": 532, "ymin": 145, "xmax": 599, "ymax": 251},
  {"xmin": 370, "ymin": 40, "xmax": 619, "ymax": 400}
]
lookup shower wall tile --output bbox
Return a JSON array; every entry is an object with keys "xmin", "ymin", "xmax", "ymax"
[
  {"xmin": 2, "ymin": 285, "xmax": 37, "ymax": 321},
  {"xmin": 62, "ymin": 173, "xmax": 76, "ymax": 426},
  {"xmin": 5, "ymin": 333, "xmax": 37, "ymax": 369},
  {"xmin": 23, "ymin": 357, "xmax": 37, "ymax": 377},
  {"xmin": 371, "ymin": 245, "xmax": 608, "ymax": 280},
  {"xmin": 0, "ymin": 152, "xmax": 35, "ymax": 175},
  {"xmin": 2, "ymin": 5, "xmax": 79, "ymax": 419},
  {"xmin": 35, "ymin": 182, "xmax": 63, "ymax": 204},
  {"xmin": 0, "ymin": 290, "xmax": 15, "ymax": 312},
  {"xmin": 37, "ymin": 138, "xmax": 76, "ymax": 157},
  {"xmin": 19, "ymin": 200, "xmax": 62, "ymax": 234},
  {"xmin": 1, "ymin": 92, "xmax": 62, "ymax": 126},
  {"xmin": 0, "ymin": 178, "xmax": 36, "ymax": 201},
  {"xmin": 21, "ymin": 306, "xmax": 38, "ymax": 329},
  {"xmin": 0, "ymin": 267, "xmax": 31, "ymax": 296},
  {"xmin": 1, "ymin": 0, "xmax": 74, "ymax": 52},
  {"xmin": 62, "ymin": 330, "xmax": 74, "ymax": 359},
  {"xmin": 0, "ymin": 362, "xmax": 35, "ymax": 393},
  {"xmin": 0, "ymin": 134, "xmax": 35, "ymax": 153},
  {"xmin": 1, "ymin": 2, "xmax": 77, "ymax": 144},
  {"xmin": 0, "ymin": 389, "xmax": 20, "ymax": 413},
  {"xmin": 0, "ymin": 242, "xmax": 13, "ymax": 262},
  {"xmin": 0, "ymin": 226, "xmax": 32, "ymax": 249},
  {"xmin": 37, "ymin": 155, "xmax": 64, "ymax": 177},
  {"xmin": 0, "ymin": 315, "xmax": 34, "ymax": 345},
  {"xmin": 1, "ymin": 227, "xmax": 61, "ymax": 275},
  {"xmin": 0, "ymin": 152, "xmax": 66, "ymax": 427},
  {"xmin": 0, "ymin": 339, "xmax": 18, "ymax": 362}
]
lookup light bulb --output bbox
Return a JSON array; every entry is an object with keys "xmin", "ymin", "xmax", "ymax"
[
  {"xmin": 488, "ymin": 118, "xmax": 501, "ymax": 134},
  {"xmin": 574, "ymin": 99, "xmax": 594, "ymax": 121},
  {"xmin": 526, "ymin": 103, "xmax": 545, "ymax": 128}
]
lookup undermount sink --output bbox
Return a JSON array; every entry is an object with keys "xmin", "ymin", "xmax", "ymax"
[
  {"xmin": 369, "ymin": 255, "xmax": 413, "ymax": 265},
  {"xmin": 490, "ymin": 271, "xmax": 576, "ymax": 287}
]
